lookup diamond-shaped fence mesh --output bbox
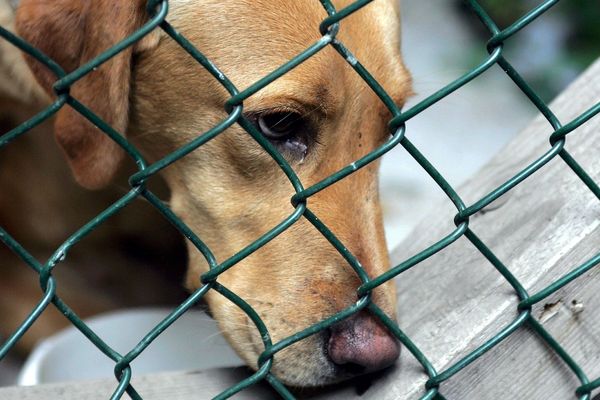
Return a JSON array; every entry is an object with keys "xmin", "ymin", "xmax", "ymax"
[{"xmin": 0, "ymin": 0, "xmax": 599, "ymax": 399}]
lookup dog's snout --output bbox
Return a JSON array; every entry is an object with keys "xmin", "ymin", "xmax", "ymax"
[{"xmin": 327, "ymin": 312, "xmax": 400, "ymax": 374}]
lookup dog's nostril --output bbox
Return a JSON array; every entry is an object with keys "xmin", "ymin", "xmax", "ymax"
[
  {"xmin": 336, "ymin": 361, "xmax": 367, "ymax": 375},
  {"xmin": 327, "ymin": 312, "xmax": 400, "ymax": 375}
]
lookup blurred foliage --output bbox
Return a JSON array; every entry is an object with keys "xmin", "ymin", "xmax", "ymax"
[
  {"xmin": 455, "ymin": 0, "xmax": 600, "ymax": 100},
  {"xmin": 479, "ymin": 0, "xmax": 599, "ymax": 67}
]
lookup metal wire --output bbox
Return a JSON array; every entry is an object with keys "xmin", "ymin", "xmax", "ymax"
[{"xmin": 0, "ymin": 0, "xmax": 599, "ymax": 399}]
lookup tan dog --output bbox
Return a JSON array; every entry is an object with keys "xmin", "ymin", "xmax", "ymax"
[{"xmin": 9, "ymin": 0, "xmax": 412, "ymax": 387}]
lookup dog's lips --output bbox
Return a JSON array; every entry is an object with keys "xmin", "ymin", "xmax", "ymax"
[{"xmin": 239, "ymin": 324, "xmax": 399, "ymax": 388}]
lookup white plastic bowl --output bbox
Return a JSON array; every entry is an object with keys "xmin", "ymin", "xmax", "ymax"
[{"xmin": 18, "ymin": 308, "xmax": 243, "ymax": 385}]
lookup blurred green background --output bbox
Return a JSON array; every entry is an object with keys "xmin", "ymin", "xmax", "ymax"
[{"xmin": 455, "ymin": 0, "xmax": 600, "ymax": 101}]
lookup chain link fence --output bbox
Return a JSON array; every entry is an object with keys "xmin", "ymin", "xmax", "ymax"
[{"xmin": 1, "ymin": 0, "xmax": 599, "ymax": 399}]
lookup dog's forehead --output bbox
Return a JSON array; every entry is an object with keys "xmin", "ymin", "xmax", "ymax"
[{"xmin": 167, "ymin": 0, "xmax": 407, "ymax": 102}]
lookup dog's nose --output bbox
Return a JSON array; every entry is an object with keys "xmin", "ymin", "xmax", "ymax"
[{"xmin": 327, "ymin": 311, "xmax": 400, "ymax": 374}]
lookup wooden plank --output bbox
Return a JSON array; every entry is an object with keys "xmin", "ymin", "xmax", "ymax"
[
  {"xmin": 0, "ymin": 59, "xmax": 598, "ymax": 400},
  {"xmin": 0, "ymin": 369, "xmax": 278, "ymax": 400}
]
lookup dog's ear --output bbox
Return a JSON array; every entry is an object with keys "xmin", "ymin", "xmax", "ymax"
[{"xmin": 16, "ymin": 1, "xmax": 158, "ymax": 189}]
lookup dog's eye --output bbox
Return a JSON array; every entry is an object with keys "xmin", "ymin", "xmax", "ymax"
[
  {"xmin": 257, "ymin": 112, "xmax": 303, "ymax": 139},
  {"xmin": 253, "ymin": 111, "xmax": 310, "ymax": 160}
]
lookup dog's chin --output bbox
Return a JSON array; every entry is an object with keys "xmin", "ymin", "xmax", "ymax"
[
  {"xmin": 269, "ymin": 355, "xmax": 390, "ymax": 390},
  {"xmin": 238, "ymin": 334, "xmax": 364, "ymax": 388},
  {"xmin": 278, "ymin": 366, "xmax": 365, "ymax": 388}
]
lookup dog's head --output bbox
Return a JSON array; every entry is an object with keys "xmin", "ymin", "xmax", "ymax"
[{"xmin": 16, "ymin": 0, "xmax": 412, "ymax": 386}]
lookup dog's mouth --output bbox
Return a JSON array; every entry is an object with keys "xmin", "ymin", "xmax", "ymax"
[
  {"xmin": 241, "ymin": 311, "xmax": 400, "ymax": 388},
  {"xmin": 271, "ymin": 331, "xmax": 399, "ymax": 397},
  {"xmin": 284, "ymin": 364, "xmax": 397, "ymax": 398}
]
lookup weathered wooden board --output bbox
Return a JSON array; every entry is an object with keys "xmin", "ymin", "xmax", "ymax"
[{"xmin": 0, "ymin": 58, "xmax": 598, "ymax": 400}]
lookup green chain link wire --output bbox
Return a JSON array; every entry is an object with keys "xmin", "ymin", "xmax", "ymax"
[{"xmin": 1, "ymin": 0, "xmax": 599, "ymax": 399}]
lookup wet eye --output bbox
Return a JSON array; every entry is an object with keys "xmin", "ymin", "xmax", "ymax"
[
  {"xmin": 253, "ymin": 111, "xmax": 311, "ymax": 161},
  {"xmin": 257, "ymin": 111, "xmax": 304, "ymax": 140}
]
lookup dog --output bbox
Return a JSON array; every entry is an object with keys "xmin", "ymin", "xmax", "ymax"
[{"xmin": 2, "ymin": 0, "xmax": 412, "ymax": 387}]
